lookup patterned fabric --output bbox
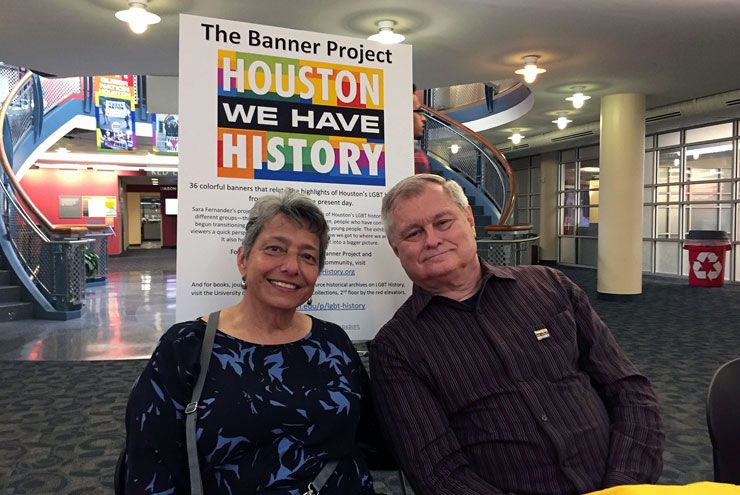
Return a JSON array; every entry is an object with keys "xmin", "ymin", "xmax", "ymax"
[
  {"xmin": 370, "ymin": 262, "xmax": 664, "ymax": 495},
  {"xmin": 125, "ymin": 317, "xmax": 377, "ymax": 494}
]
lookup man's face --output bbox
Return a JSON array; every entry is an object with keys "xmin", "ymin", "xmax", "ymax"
[
  {"xmin": 413, "ymin": 93, "xmax": 426, "ymax": 140},
  {"xmin": 388, "ymin": 183, "xmax": 478, "ymax": 289}
]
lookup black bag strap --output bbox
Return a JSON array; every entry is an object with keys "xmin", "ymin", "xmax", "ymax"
[
  {"xmin": 185, "ymin": 311, "xmax": 219, "ymax": 495},
  {"xmin": 303, "ymin": 459, "xmax": 339, "ymax": 495},
  {"xmin": 184, "ymin": 311, "xmax": 339, "ymax": 495}
]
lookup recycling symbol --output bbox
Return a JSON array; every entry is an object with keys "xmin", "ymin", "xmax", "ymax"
[{"xmin": 692, "ymin": 251, "xmax": 722, "ymax": 280}]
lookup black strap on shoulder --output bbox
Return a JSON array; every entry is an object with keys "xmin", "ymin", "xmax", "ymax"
[
  {"xmin": 185, "ymin": 311, "xmax": 219, "ymax": 495},
  {"xmin": 184, "ymin": 311, "xmax": 338, "ymax": 494},
  {"xmin": 303, "ymin": 460, "xmax": 339, "ymax": 495}
]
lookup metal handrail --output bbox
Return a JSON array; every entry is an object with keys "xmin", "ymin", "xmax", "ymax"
[
  {"xmin": 0, "ymin": 67, "xmax": 107, "ymax": 315},
  {"xmin": 421, "ymin": 104, "xmax": 516, "ymax": 224},
  {"xmin": 0, "ymin": 72, "xmax": 90, "ymax": 236},
  {"xmin": 429, "ymin": 80, "xmax": 524, "ymax": 113}
]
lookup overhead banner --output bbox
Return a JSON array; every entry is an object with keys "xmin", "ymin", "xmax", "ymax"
[
  {"xmin": 177, "ymin": 15, "xmax": 414, "ymax": 339},
  {"xmin": 94, "ymin": 75, "xmax": 136, "ymax": 151},
  {"xmin": 152, "ymin": 113, "xmax": 179, "ymax": 154}
]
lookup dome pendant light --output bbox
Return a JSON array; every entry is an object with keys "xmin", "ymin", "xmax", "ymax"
[
  {"xmin": 566, "ymin": 87, "xmax": 591, "ymax": 109},
  {"xmin": 115, "ymin": 0, "xmax": 161, "ymax": 34},
  {"xmin": 508, "ymin": 131, "xmax": 525, "ymax": 145},
  {"xmin": 553, "ymin": 116, "xmax": 572, "ymax": 130},
  {"xmin": 514, "ymin": 55, "xmax": 546, "ymax": 84},
  {"xmin": 368, "ymin": 20, "xmax": 405, "ymax": 44}
]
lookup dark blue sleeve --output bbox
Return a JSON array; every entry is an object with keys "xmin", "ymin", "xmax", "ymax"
[{"xmin": 124, "ymin": 325, "xmax": 198, "ymax": 494}]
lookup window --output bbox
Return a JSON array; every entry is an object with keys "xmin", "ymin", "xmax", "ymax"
[
  {"xmin": 557, "ymin": 148, "xmax": 599, "ymax": 266},
  {"xmin": 642, "ymin": 121, "xmax": 738, "ymax": 280},
  {"xmin": 508, "ymin": 156, "xmax": 540, "ymax": 232}
]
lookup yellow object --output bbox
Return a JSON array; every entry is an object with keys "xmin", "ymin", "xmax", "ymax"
[{"xmin": 587, "ymin": 482, "xmax": 740, "ymax": 495}]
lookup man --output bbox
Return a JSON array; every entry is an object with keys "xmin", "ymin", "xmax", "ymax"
[
  {"xmin": 370, "ymin": 174, "xmax": 664, "ymax": 495},
  {"xmin": 412, "ymin": 85, "xmax": 430, "ymax": 174}
]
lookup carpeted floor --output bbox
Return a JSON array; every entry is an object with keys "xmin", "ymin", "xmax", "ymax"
[
  {"xmin": 559, "ymin": 268, "xmax": 740, "ymax": 485},
  {"xmin": 0, "ymin": 266, "xmax": 738, "ymax": 493}
]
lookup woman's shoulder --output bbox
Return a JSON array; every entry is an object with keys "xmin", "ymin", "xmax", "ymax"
[
  {"xmin": 308, "ymin": 317, "xmax": 362, "ymax": 358},
  {"xmin": 154, "ymin": 318, "xmax": 209, "ymax": 360},
  {"xmin": 309, "ymin": 316, "xmax": 351, "ymax": 341}
]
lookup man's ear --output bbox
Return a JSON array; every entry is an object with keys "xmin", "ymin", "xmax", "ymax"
[{"xmin": 466, "ymin": 206, "xmax": 475, "ymax": 228}]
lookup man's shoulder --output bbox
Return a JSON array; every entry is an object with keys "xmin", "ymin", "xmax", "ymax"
[
  {"xmin": 374, "ymin": 296, "xmax": 419, "ymax": 344},
  {"xmin": 487, "ymin": 263, "xmax": 567, "ymax": 288}
]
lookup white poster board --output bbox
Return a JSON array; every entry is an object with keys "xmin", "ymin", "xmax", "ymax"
[{"xmin": 177, "ymin": 15, "xmax": 414, "ymax": 339}]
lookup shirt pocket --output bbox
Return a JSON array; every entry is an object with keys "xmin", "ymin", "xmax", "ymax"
[{"xmin": 508, "ymin": 310, "xmax": 579, "ymax": 381}]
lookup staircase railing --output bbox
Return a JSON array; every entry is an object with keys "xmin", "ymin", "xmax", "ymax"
[
  {"xmin": 0, "ymin": 70, "xmax": 105, "ymax": 318},
  {"xmin": 420, "ymin": 104, "xmax": 515, "ymax": 224}
]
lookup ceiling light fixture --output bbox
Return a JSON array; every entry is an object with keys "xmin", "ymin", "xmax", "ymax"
[
  {"xmin": 115, "ymin": 0, "xmax": 161, "ymax": 34},
  {"xmin": 514, "ymin": 55, "xmax": 546, "ymax": 84},
  {"xmin": 566, "ymin": 88, "xmax": 591, "ymax": 109},
  {"xmin": 450, "ymin": 144, "xmax": 460, "ymax": 154},
  {"xmin": 553, "ymin": 116, "xmax": 572, "ymax": 130},
  {"xmin": 368, "ymin": 20, "xmax": 405, "ymax": 45},
  {"xmin": 508, "ymin": 132, "xmax": 525, "ymax": 145}
]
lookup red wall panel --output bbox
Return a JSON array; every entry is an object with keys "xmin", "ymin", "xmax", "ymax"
[{"xmin": 20, "ymin": 169, "xmax": 122, "ymax": 255}]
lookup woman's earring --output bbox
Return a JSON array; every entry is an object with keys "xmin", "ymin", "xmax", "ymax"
[
  {"xmin": 307, "ymin": 298, "xmax": 313, "ymax": 306},
  {"xmin": 240, "ymin": 277, "xmax": 247, "ymax": 290}
]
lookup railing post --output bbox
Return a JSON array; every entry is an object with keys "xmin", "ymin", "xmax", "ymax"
[
  {"xmin": 83, "ymin": 76, "xmax": 93, "ymax": 114},
  {"xmin": 2, "ymin": 115, "xmax": 12, "ymax": 168},
  {"xmin": 32, "ymin": 75, "xmax": 43, "ymax": 141},
  {"xmin": 45, "ymin": 240, "xmax": 85, "ymax": 311},
  {"xmin": 476, "ymin": 149, "xmax": 483, "ymax": 187},
  {"xmin": 136, "ymin": 75, "xmax": 148, "ymax": 121}
]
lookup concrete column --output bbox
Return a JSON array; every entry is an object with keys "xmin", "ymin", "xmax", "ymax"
[
  {"xmin": 538, "ymin": 151, "xmax": 559, "ymax": 262},
  {"xmin": 598, "ymin": 93, "xmax": 645, "ymax": 298}
]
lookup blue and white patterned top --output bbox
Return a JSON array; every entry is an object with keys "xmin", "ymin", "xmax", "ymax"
[{"xmin": 124, "ymin": 316, "xmax": 379, "ymax": 494}]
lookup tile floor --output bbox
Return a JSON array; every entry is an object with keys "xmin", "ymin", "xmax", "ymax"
[{"xmin": 0, "ymin": 270, "xmax": 177, "ymax": 361}]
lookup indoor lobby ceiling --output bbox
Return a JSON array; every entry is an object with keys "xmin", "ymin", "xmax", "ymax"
[{"xmin": 3, "ymin": 0, "xmax": 740, "ymax": 149}]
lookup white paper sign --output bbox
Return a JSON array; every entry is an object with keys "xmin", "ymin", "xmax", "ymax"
[{"xmin": 176, "ymin": 15, "xmax": 414, "ymax": 339}]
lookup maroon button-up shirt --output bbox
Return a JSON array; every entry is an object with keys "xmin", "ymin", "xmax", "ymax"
[{"xmin": 370, "ymin": 263, "xmax": 663, "ymax": 495}]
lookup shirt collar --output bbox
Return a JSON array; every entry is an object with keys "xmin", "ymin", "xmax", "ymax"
[{"xmin": 408, "ymin": 258, "xmax": 517, "ymax": 319}]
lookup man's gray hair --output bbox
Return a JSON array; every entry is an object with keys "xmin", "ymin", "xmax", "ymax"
[
  {"xmin": 381, "ymin": 174, "xmax": 469, "ymax": 240},
  {"xmin": 242, "ymin": 189, "xmax": 330, "ymax": 270}
]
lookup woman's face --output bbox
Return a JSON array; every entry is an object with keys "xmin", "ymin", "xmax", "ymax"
[{"xmin": 238, "ymin": 213, "xmax": 321, "ymax": 312}]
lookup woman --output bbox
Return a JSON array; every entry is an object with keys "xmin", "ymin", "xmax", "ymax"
[{"xmin": 124, "ymin": 190, "xmax": 385, "ymax": 494}]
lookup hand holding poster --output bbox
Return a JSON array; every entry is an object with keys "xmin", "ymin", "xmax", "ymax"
[{"xmin": 177, "ymin": 15, "xmax": 413, "ymax": 339}]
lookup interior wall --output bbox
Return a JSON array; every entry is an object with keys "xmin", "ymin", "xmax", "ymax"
[
  {"xmin": 126, "ymin": 183, "xmax": 176, "ymax": 247},
  {"xmin": 20, "ymin": 168, "xmax": 122, "ymax": 255},
  {"xmin": 159, "ymin": 185, "xmax": 178, "ymax": 248},
  {"xmin": 126, "ymin": 192, "xmax": 142, "ymax": 246}
]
